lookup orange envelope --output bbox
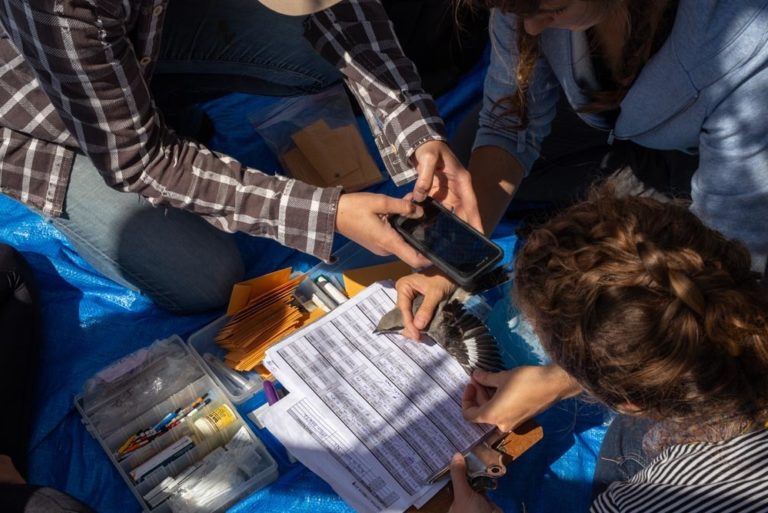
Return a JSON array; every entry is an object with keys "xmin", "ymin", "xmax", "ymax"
[
  {"xmin": 342, "ymin": 260, "xmax": 413, "ymax": 298},
  {"xmin": 225, "ymin": 268, "xmax": 292, "ymax": 316}
]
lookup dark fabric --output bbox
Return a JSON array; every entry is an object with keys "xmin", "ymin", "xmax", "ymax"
[
  {"xmin": 606, "ymin": 140, "xmax": 698, "ymax": 197},
  {"xmin": 452, "ymin": 98, "xmax": 613, "ymax": 205},
  {"xmin": 0, "ymin": 485, "xmax": 96, "ymax": 513},
  {"xmin": 382, "ymin": 0, "xmax": 489, "ymax": 98},
  {"xmin": 0, "ymin": 248, "xmax": 96, "ymax": 513},
  {"xmin": 452, "ymin": 98, "xmax": 699, "ymax": 206},
  {"xmin": 0, "ymin": 244, "xmax": 39, "ymax": 478},
  {"xmin": 592, "ymin": 415, "xmax": 655, "ymax": 499},
  {"xmin": 0, "ymin": 0, "xmax": 342, "ymax": 261}
]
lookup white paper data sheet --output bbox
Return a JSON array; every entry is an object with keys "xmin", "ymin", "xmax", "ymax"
[{"xmin": 263, "ymin": 282, "xmax": 492, "ymax": 513}]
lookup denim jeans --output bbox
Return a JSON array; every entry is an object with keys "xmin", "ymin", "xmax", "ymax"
[
  {"xmin": 0, "ymin": 485, "xmax": 95, "ymax": 513},
  {"xmin": 0, "ymin": 244, "xmax": 38, "ymax": 477},
  {"xmin": 451, "ymin": 98, "xmax": 698, "ymax": 205},
  {"xmin": 49, "ymin": 0, "xmax": 341, "ymax": 314},
  {"xmin": 0, "ymin": 246, "xmax": 95, "ymax": 512},
  {"xmin": 592, "ymin": 415, "xmax": 655, "ymax": 498},
  {"xmin": 51, "ymin": 155, "xmax": 246, "ymax": 313}
]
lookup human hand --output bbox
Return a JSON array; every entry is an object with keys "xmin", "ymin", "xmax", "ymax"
[
  {"xmin": 412, "ymin": 141, "xmax": 482, "ymax": 231},
  {"xmin": 447, "ymin": 453, "xmax": 502, "ymax": 513},
  {"xmin": 394, "ymin": 270, "xmax": 456, "ymax": 340},
  {"xmin": 335, "ymin": 192, "xmax": 431, "ymax": 269},
  {"xmin": 463, "ymin": 365, "xmax": 582, "ymax": 432}
]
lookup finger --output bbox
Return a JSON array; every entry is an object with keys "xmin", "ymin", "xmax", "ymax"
[
  {"xmin": 455, "ymin": 195, "xmax": 483, "ymax": 232},
  {"xmin": 471, "ymin": 369, "xmax": 504, "ymax": 388},
  {"xmin": 386, "ymin": 231, "xmax": 432, "ymax": 269},
  {"xmin": 462, "ymin": 384, "xmax": 488, "ymax": 422},
  {"xmin": 413, "ymin": 289, "xmax": 443, "ymax": 331},
  {"xmin": 427, "ymin": 167, "xmax": 450, "ymax": 203},
  {"xmin": 413, "ymin": 153, "xmax": 438, "ymax": 202},
  {"xmin": 382, "ymin": 196, "xmax": 423, "ymax": 219},
  {"xmin": 464, "ymin": 210, "xmax": 484, "ymax": 233},
  {"xmin": 470, "ymin": 377, "xmax": 492, "ymax": 404},
  {"xmin": 470, "ymin": 375, "xmax": 493, "ymax": 394},
  {"xmin": 462, "ymin": 383, "xmax": 479, "ymax": 410},
  {"xmin": 368, "ymin": 194, "xmax": 419, "ymax": 218},
  {"xmin": 449, "ymin": 453, "xmax": 474, "ymax": 499},
  {"xmin": 395, "ymin": 283, "xmax": 421, "ymax": 341}
]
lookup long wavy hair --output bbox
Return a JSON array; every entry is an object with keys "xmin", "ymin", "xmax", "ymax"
[
  {"xmin": 464, "ymin": 0, "xmax": 679, "ymax": 126},
  {"xmin": 514, "ymin": 184, "xmax": 768, "ymax": 423}
]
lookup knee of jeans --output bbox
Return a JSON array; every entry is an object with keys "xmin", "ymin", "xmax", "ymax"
[
  {"xmin": 0, "ymin": 244, "xmax": 36, "ymax": 304},
  {"xmin": 153, "ymin": 248, "xmax": 245, "ymax": 315},
  {"xmin": 26, "ymin": 486, "xmax": 97, "ymax": 513},
  {"xmin": 0, "ymin": 243, "xmax": 25, "ymax": 273}
]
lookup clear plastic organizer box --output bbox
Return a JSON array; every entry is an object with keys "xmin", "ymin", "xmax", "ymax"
[
  {"xmin": 187, "ymin": 317, "xmax": 263, "ymax": 404},
  {"xmin": 75, "ymin": 336, "xmax": 278, "ymax": 513}
]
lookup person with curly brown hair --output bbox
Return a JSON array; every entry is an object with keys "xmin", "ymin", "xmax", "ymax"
[
  {"xmin": 434, "ymin": 185, "xmax": 768, "ymax": 512},
  {"xmin": 398, "ymin": 0, "xmax": 768, "ymax": 337}
]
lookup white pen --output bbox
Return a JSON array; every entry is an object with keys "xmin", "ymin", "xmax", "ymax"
[
  {"xmin": 309, "ymin": 279, "xmax": 337, "ymax": 311},
  {"xmin": 315, "ymin": 275, "xmax": 348, "ymax": 304}
]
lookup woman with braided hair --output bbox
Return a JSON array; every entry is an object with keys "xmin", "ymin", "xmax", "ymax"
[{"xmin": 440, "ymin": 184, "xmax": 768, "ymax": 512}]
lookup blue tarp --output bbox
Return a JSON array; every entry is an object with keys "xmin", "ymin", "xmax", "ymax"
[{"xmin": 0, "ymin": 58, "xmax": 608, "ymax": 513}]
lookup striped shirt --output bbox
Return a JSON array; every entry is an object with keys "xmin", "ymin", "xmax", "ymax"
[
  {"xmin": 592, "ymin": 429, "xmax": 768, "ymax": 513},
  {"xmin": 0, "ymin": 0, "xmax": 446, "ymax": 262}
]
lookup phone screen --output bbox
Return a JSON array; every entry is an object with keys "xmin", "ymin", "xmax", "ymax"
[{"xmin": 397, "ymin": 200, "xmax": 499, "ymax": 276}]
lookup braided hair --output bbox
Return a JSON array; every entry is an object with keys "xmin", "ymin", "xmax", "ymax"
[{"xmin": 514, "ymin": 183, "xmax": 768, "ymax": 422}]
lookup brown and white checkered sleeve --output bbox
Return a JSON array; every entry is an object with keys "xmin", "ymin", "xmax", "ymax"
[
  {"xmin": 306, "ymin": 0, "xmax": 448, "ymax": 186},
  {"xmin": 0, "ymin": 0, "xmax": 340, "ymax": 261}
]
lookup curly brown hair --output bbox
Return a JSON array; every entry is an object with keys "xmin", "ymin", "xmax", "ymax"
[
  {"xmin": 513, "ymin": 185, "xmax": 768, "ymax": 422},
  {"xmin": 463, "ymin": 0, "xmax": 679, "ymax": 126}
]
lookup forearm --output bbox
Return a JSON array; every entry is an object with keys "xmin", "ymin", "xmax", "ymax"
[
  {"xmin": 469, "ymin": 146, "xmax": 525, "ymax": 234},
  {"xmin": 306, "ymin": 0, "xmax": 446, "ymax": 185},
  {"xmin": 0, "ymin": 0, "xmax": 342, "ymax": 260},
  {"xmin": 544, "ymin": 364, "xmax": 583, "ymax": 401}
]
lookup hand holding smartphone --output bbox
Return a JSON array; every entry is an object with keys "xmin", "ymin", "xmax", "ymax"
[{"xmin": 389, "ymin": 197, "xmax": 503, "ymax": 287}]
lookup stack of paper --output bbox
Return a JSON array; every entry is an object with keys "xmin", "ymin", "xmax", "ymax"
[
  {"xmin": 216, "ymin": 268, "xmax": 321, "ymax": 374},
  {"xmin": 263, "ymin": 282, "xmax": 493, "ymax": 513}
]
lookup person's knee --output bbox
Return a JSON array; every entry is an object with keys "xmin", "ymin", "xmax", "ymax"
[
  {"xmin": 0, "ymin": 243, "xmax": 25, "ymax": 274},
  {"xmin": 0, "ymin": 484, "xmax": 97, "ymax": 513},
  {"xmin": 147, "ymin": 243, "xmax": 245, "ymax": 314},
  {"xmin": 0, "ymin": 244, "xmax": 36, "ymax": 305}
]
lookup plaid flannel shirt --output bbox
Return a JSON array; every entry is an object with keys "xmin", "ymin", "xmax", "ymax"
[{"xmin": 0, "ymin": 0, "xmax": 446, "ymax": 261}]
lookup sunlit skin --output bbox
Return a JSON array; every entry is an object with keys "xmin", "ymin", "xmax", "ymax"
[
  {"xmin": 522, "ymin": 0, "xmax": 608, "ymax": 34},
  {"xmin": 522, "ymin": 0, "xmax": 629, "ymax": 76}
]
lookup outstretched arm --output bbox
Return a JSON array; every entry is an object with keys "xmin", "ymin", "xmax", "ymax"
[{"xmin": 306, "ymin": 0, "xmax": 482, "ymax": 229}]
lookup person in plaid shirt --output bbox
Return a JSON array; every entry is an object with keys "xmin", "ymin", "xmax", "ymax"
[{"xmin": 0, "ymin": 0, "xmax": 480, "ymax": 313}]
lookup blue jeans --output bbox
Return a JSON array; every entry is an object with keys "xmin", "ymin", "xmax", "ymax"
[
  {"xmin": 50, "ymin": 0, "xmax": 341, "ymax": 313},
  {"xmin": 592, "ymin": 415, "xmax": 654, "ymax": 498}
]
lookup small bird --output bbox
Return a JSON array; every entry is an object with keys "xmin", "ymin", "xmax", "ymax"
[{"xmin": 374, "ymin": 289, "xmax": 504, "ymax": 375}]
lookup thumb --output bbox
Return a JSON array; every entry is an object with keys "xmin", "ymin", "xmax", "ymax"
[
  {"xmin": 395, "ymin": 283, "xmax": 420, "ymax": 341},
  {"xmin": 413, "ymin": 291, "xmax": 443, "ymax": 330},
  {"xmin": 382, "ymin": 196, "xmax": 423, "ymax": 219},
  {"xmin": 471, "ymin": 369, "xmax": 503, "ymax": 388},
  {"xmin": 413, "ymin": 161, "xmax": 436, "ymax": 202},
  {"xmin": 449, "ymin": 453, "xmax": 474, "ymax": 499},
  {"xmin": 386, "ymin": 232, "xmax": 432, "ymax": 269}
]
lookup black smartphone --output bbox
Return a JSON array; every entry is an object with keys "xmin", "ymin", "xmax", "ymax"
[{"xmin": 389, "ymin": 197, "xmax": 503, "ymax": 287}]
